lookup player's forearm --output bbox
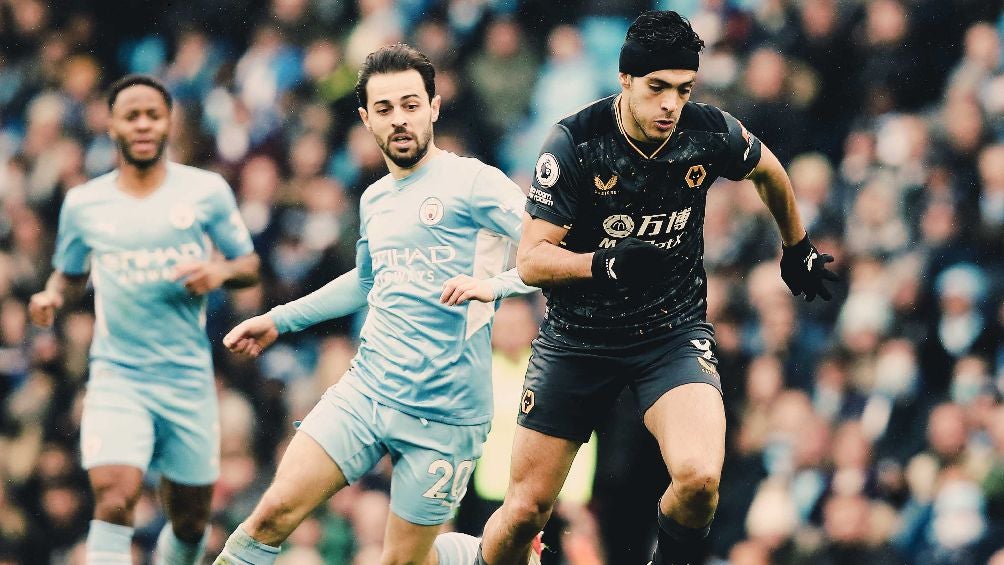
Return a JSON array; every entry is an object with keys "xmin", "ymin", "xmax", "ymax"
[
  {"xmin": 45, "ymin": 271, "xmax": 89, "ymax": 304},
  {"xmin": 221, "ymin": 253, "xmax": 261, "ymax": 289},
  {"xmin": 748, "ymin": 149, "xmax": 805, "ymax": 247},
  {"xmin": 516, "ymin": 242, "xmax": 593, "ymax": 287},
  {"xmin": 269, "ymin": 269, "xmax": 369, "ymax": 334},
  {"xmin": 488, "ymin": 268, "xmax": 538, "ymax": 299}
]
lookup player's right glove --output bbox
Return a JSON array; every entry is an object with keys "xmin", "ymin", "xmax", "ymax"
[
  {"xmin": 591, "ymin": 237, "xmax": 669, "ymax": 287},
  {"xmin": 780, "ymin": 234, "xmax": 839, "ymax": 301}
]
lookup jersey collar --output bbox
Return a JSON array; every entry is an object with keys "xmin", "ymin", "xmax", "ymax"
[{"xmin": 612, "ymin": 94, "xmax": 673, "ymax": 160}]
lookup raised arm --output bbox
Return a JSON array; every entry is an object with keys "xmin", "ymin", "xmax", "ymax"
[
  {"xmin": 717, "ymin": 108, "xmax": 837, "ymax": 302},
  {"xmin": 746, "ymin": 144, "xmax": 805, "ymax": 247},
  {"xmin": 747, "ymin": 143, "xmax": 838, "ymax": 301}
]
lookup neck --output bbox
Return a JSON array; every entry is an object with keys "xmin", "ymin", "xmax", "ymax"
[
  {"xmin": 117, "ymin": 158, "xmax": 168, "ymax": 196},
  {"xmin": 615, "ymin": 95, "xmax": 674, "ymax": 159},
  {"xmin": 617, "ymin": 94, "xmax": 649, "ymax": 143},
  {"xmin": 387, "ymin": 143, "xmax": 441, "ymax": 180}
]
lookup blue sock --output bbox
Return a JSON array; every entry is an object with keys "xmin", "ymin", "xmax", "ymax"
[
  {"xmin": 155, "ymin": 523, "xmax": 208, "ymax": 565},
  {"xmin": 86, "ymin": 520, "xmax": 134, "ymax": 565},
  {"xmin": 213, "ymin": 525, "xmax": 280, "ymax": 565},
  {"xmin": 434, "ymin": 532, "xmax": 481, "ymax": 565}
]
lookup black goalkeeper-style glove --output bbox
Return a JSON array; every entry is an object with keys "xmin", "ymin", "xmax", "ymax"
[
  {"xmin": 780, "ymin": 234, "xmax": 839, "ymax": 301},
  {"xmin": 591, "ymin": 237, "xmax": 669, "ymax": 287}
]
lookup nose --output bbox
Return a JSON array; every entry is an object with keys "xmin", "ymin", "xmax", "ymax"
[
  {"xmin": 660, "ymin": 91, "xmax": 681, "ymax": 114},
  {"xmin": 390, "ymin": 108, "xmax": 408, "ymax": 129}
]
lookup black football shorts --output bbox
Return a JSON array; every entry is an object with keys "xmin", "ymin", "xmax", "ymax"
[{"xmin": 516, "ymin": 322, "xmax": 722, "ymax": 443}]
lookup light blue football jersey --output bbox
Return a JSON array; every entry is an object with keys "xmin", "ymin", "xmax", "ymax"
[
  {"xmin": 298, "ymin": 151, "xmax": 529, "ymax": 426},
  {"xmin": 53, "ymin": 162, "xmax": 255, "ymax": 373}
]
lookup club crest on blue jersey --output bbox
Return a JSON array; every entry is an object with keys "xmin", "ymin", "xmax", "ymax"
[
  {"xmin": 169, "ymin": 202, "xmax": 196, "ymax": 229},
  {"xmin": 420, "ymin": 196, "xmax": 445, "ymax": 226}
]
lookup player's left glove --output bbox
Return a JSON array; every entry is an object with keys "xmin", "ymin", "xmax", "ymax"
[{"xmin": 780, "ymin": 234, "xmax": 839, "ymax": 302}]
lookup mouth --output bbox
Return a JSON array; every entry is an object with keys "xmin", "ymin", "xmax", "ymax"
[
  {"xmin": 131, "ymin": 139, "xmax": 158, "ymax": 152},
  {"xmin": 653, "ymin": 119, "xmax": 675, "ymax": 132},
  {"xmin": 389, "ymin": 132, "xmax": 414, "ymax": 150}
]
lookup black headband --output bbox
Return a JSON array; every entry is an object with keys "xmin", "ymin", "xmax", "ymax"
[{"xmin": 619, "ymin": 38, "xmax": 699, "ymax": 75}]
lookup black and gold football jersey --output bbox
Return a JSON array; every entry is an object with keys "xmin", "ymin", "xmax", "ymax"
[{"xmin": 526, "ymin": 95, "xmax": 762, "ymax": 347}]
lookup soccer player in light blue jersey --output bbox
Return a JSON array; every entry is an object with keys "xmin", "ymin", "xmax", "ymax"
[
  {"xmin": 28, "ymin": 75, "xmax": 261, "ymax": 565},
  {"xmin": 213, "ymin": 44, "xmax": 539, "ymax": 565}
]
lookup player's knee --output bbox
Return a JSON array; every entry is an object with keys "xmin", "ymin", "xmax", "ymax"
[
  {"xmin": 92, "ymin": 486, "xmax": 141, "ymax": 525},
  {"xmin": 672, "ymin": 460, "xmax": 721, "ymax": 507},
  {"xmin": 506, "ymin": 494, "xmax": 554, "ymax": 531}
]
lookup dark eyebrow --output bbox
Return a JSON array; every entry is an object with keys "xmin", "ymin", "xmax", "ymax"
[
  {"xmin": 648, "ymin": 78, "xmax": 696, "ymax": 89},
  {"xmin": 373, "ymin": 94, "xmax": 422, "ymax": 107}
]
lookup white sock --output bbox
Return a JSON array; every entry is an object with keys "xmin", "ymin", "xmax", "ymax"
[
  {"xmin": 155, "ymin": 523, "xmax": 208, "ymax": 565},
  {"xmin": 212, "ymin": 525, "xmax": 280, "ymax": 565},
  {"xmin": 85, "ymin": 520, "xmax": 133, "ymax": 565},
  {"xmin": 434, "ymin": 532, "xmax": 482, "ymax": 565}
]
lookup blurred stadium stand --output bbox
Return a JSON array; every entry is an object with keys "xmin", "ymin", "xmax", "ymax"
[{"xmin": 1, "ymin": 0, "xmax": 1003, "ymax": 563}]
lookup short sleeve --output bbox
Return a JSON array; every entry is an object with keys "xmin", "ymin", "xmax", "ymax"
[
  {"xmin": 720, "ymin": 109, "xmax": 763, "ymax": 181},
  {"xmin": 52, "ymin": 195, "xmax": 92, "ymax": 275},
  {"xmin": 205, "ymin": 176, "xmax": 255, "ymax": 259},
  {"xmin": 526, "ymin": 124, "xmax": 583, "ymax": 228}
]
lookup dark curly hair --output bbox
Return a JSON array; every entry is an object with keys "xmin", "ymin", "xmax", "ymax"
[
  {"xmin": 626, "ymin": 10, "xmax": 705, "ymax": 53},
  {"xmin": 355, "ymin": 43, "xmax": 436, "ymax": 108}
]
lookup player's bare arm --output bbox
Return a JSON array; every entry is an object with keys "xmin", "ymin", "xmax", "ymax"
[
  {"xmin": 748, "ymin": 143, "xmax": 839, "ymax": 301},
  {"xmin": 745, "ymin": 143, "xmax": 806, "ymax": 246},
  {"xmin": 515, "ymin": 215, "xmax": 591, "ymax": 287},
  {"xmin": 29, "ymin": 271, "xmax": 89, "ymax": 327},
  {"xmin": 174, "ymin": 251, "xmax": 260, "ymax": 296}
]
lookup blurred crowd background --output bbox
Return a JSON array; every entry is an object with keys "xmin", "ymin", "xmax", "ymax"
[{"xmin": 2, "ymin": 0, "xmax": 1004, "ymax": 563}]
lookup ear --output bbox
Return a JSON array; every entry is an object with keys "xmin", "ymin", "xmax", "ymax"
[
  {"xmin": 430, "ymin": 94, "xmax": 442, "ymax": 123},
  {"xmin": 618, "ymin": 72, "xmax": 632, "ymax": 90},
  {"xmin": 358, "ymin": 106, "xmax": 371, "ymax": 131}
]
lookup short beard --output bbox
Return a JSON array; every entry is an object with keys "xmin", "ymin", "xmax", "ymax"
[
  {"xmin": 117, "ymin": 137, "xmax": 167, "ymax": 169},
  {"xmin": 379, "ymin": 127, "xmax": 432, "ymax": 169},
  {"xmin": 627, "ymin": 95, "xmax": 669, "ymax": 143}
]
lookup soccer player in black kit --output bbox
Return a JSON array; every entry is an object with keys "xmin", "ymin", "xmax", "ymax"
[{"xmin": 471, "ymin": 10, "xmax": 838, "ymax": 565}]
